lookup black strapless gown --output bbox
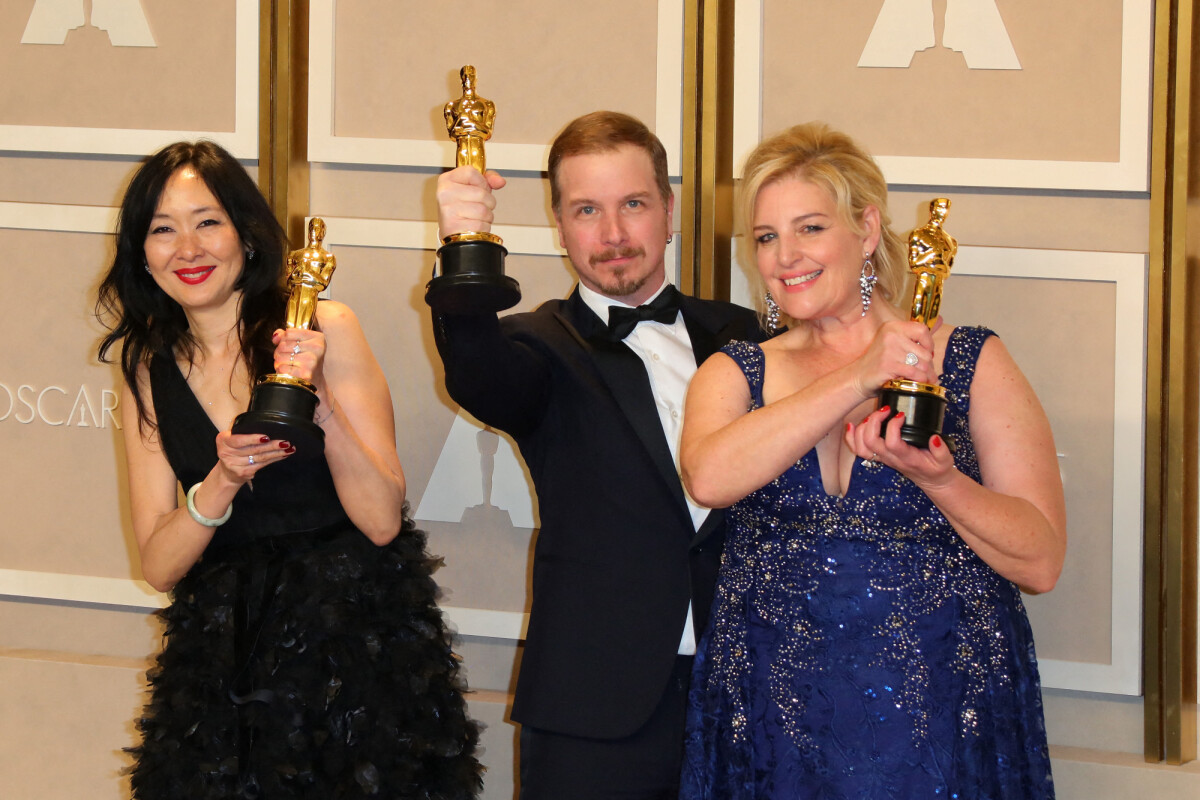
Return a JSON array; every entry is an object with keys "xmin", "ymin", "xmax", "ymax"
[{"xmin": 127, "ymin": 354, "xmax": 482, "ymax": 799}]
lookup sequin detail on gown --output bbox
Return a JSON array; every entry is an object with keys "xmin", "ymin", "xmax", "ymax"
[
  {"xmin": 126, "ymin": 353, "xmax": 482, "ymax": 799},
  {"xmin": 681, "ymin": 327, "xmax": 1053, "ymax": 799}
]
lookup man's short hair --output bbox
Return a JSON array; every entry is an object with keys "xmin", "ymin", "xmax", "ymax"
[{"xmin": 548, "ymin": 111, "xmax": 672, "ymax": 213}]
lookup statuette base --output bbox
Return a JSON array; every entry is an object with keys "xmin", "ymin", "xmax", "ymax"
[
  {"xmin": 879, "ymin": 379, "xmax": 948, "ymax": 450},
  {"xmin": 232, "ymin": 380, "xmax": 325, "ymax": 459},
  {"xmin": 427, "ymin": 238, "xmax": 520, "ymax": 314}
]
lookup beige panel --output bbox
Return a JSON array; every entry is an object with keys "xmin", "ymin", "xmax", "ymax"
[
  {"xmin": 0, "ymin": 599, "xmax": 161, "ymax": 660},
  {"xmin": 0, "ymin": 156, "xmax": 259, "ymax": 208},
  {"xmin": 331, "ymin": 0, "xmax": 658, "ymax": 145},
  {"xmin": 762, "ymin": 0, "xmax": 1122, "ymax": 162},
  {"xmin": 430, "ymin": 517, "xmax": 534, "ymax": 615},
  {"xmin": 1043, "ymin": 688, "xmax": 1145, "ymax": 754},
  {"xmin": 0, "ymin": 155, "xmax": 137, "ymax": 207},
  {"xmin": 458, "ymin": 635, "xmax": 523, "ymax": 694},
  {"xmin": 0, "ymin": 229, "xmax": 135, "ymax": 578},
  {"xmin": 0, "ymin": 656, "xmax": 142, "ymax": 800},
  {"xmin": 0, "ymin": 1, "xmax": 236, "ymax": 133},
  {"xmin": 1050, "ymin": 748, "xmax": 1200, "ymax": 796},
  {"xmin": 888, "ymin": 191, "xmax": 1151, "ymax": 256},
  {"xmin": 941, "ymin": 275, "xmax": 1117, "ymax": 665},
  {"xmin": 311, "ymin": 165, "xmax": 556, "ymax": 227}
]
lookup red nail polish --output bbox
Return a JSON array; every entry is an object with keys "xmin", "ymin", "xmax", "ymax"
[
  {"xmin": 259, "ymin": 436, "xmax": 270, "ymax": 443},
  {"xmin": 931, "ymin": 435, "xmax": 942, "ymax": 448},
  {"xmin": 284, "ymin": 446, "xmax": 296, "ymax": 454},
  {"xmin": 279, "ymin": 441, "xmax": 291, "ymax": 449},
  {"xmin": 879, "ymin": 405, "xmax": 890, "ymax": 415},
  {"xmin": 846, "ymin": 422, "xmax": 852, "ymax": 433}
]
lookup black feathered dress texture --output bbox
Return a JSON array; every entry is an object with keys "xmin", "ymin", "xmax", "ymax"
[{"xmin": 126, "ymin": 354, "xmax": 482, "ymax": 799}]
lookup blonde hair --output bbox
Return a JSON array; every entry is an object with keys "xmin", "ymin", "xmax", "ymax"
[{"xmin": 738, "ymin": 122, "xmax": 905, "ymax": 327}]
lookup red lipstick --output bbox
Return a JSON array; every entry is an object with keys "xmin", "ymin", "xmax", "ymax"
[{"xmin": 176, "ymin": 267, "xmax": 215, "ymax": 285}]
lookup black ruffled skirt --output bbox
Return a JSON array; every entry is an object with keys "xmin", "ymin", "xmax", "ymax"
[{"xmin": 127, "ymin": 516, "xmax": 482, "ymax": 799}]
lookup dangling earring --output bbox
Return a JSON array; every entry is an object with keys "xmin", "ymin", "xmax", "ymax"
[
  {"xmin": 246, "ymin": 247, "xmax": 255, "ymax": 260},
  {"xmin": 765, "ymin": 291, "xmax": 781, "ymax": 333},
  {"xmin": 859, "ymin": 255, "xmax": 877, "ymax": 317},
  {"xmin": 143, "ymin": 260, "xmax": 151, "ymax": 274},
  {"xmin": 665, "ymin": 234, "xmax": 673, "ymax": 244}
]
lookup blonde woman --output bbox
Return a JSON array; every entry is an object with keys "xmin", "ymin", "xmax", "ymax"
[{"xmin": 679, "ymin": 123, "xmax": 1062, "ymax": 798}]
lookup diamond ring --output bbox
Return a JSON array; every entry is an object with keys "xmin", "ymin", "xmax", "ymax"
[{"xmin": 904, "ymin": 352, "xmax": 919, "ymax": 367}]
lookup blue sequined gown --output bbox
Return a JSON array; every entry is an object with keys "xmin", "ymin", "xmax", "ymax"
[{"xmin": 681, "ymin": 327, "xmax": 1054, "ymax": 799}]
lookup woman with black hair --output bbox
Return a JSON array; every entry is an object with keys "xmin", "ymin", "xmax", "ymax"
[{"xmin": 97, "ymin": 140, "xmax": 481, "ymax": 799}]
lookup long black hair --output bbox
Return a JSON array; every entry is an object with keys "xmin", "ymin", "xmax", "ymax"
[{"xmin": 96, "ymin": 140, "xmax": 288, "ymax": 432}]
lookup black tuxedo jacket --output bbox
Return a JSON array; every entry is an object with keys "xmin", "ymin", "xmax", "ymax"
[{"xmin": 433, "ymin": 287, "xmax": 764, "ymax": 739}]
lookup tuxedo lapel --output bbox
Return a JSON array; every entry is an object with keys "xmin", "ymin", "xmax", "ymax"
[
  {"xmin": 680, "ymin": 294, "xmax": 737, "ymax": 367},
  {"xmin": 558, "ymin": 291, "xmax": 692, "ymax": 518}
]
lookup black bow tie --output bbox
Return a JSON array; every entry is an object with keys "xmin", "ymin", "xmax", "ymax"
[{"xmin": 606, "ymin": 286, "xmax": 683, "ymax": 341}]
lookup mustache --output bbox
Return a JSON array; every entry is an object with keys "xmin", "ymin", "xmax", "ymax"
[{"xmin": 589, "ymin": 246, "xmax": 644, "ymax": 267}]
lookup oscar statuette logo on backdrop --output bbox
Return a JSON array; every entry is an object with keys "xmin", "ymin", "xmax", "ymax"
[
  {"xmin": 858, "ymin": 0, "xmax": 1020, "ymax": 69},
  {"xmin": 22, "ymin": 0, "xmax": 155, "ymax": 47}
]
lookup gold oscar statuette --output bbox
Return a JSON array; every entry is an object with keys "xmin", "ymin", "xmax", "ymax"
[
  {"xmin": 231, "ymin": 218, "xmax": 337, "ymax": 459},
  {"xmin": 425, "ymin": 65, "xmax": 521, "ymax": 314},
  {"xmin": 878, "ymin": 198, "xmax": 957, "ymax": 449}
]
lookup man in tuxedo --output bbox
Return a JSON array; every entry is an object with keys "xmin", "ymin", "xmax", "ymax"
[{"xmin": 431, "ymin": 111, "xmax": 765, "ymax": 799}]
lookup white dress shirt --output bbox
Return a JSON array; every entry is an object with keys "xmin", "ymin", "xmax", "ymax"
[{"xmin": 578, "ymin": 280, "xmax": 711, "ymax": 655}]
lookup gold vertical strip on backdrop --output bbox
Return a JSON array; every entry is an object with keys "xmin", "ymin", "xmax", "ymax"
[
  {"xmin": 1143, "ymin": 0, "xmax": 1169, "ymax": 761},
  {"xmin": 680, "ymin": 0, "xmax": 736, "ymax": 301},
  {"xmin": 1170, "ymin": 0, "xmax": 1200, "ymax": 763},
  {"xmin": 258, "ymin": 0, "xmax": 310, "ymax": 247},
  {"xmin": 1145, "ymin": 0, "xmax": 1199, "ymax": 766},
  {"xmin": 679, "ymin": 0, "xmax": 700, "ymax": 297}
]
